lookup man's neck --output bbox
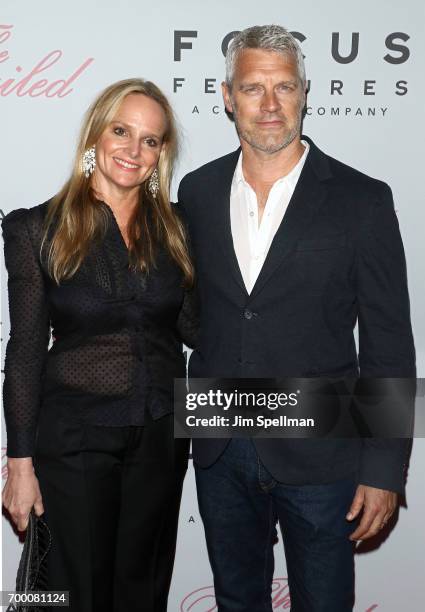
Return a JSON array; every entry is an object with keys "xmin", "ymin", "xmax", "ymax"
[{"xmin": 241, "ymin": 137, "xmax": 305, "ymax": 187}]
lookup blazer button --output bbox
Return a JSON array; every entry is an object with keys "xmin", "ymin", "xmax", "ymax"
[{"xmin": 244, "ymin": 309, "xmax": 256, "ymax": 320}]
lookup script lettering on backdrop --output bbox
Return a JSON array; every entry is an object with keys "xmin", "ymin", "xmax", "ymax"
[
  {"xmin": 180, "ymin": 580, "xmax": 379, "ymax": 610},
  {"xmin": 1, "ymin": 447, "xmax": 7, "ymax": 480},
  {"xmin": 0, "ymin": 24, "xmax": 93, "ymax": 97}
]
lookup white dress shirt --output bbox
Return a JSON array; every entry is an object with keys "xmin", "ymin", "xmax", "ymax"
[{"xmin": 230, "ymin": 140, "xmax": 309, "ymax": 294}]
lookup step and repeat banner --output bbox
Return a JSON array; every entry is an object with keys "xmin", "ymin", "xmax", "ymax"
[{"xmin": 1, "ymin": 1, "xmax": 424, "ymax": 610}]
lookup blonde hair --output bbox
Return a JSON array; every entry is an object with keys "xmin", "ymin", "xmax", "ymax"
[{"xmin": 43, "ymin": 78, "xmax": 193, "ymax": 286}]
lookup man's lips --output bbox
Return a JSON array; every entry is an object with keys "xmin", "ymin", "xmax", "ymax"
[{"xmin": 256, "ymin": 120, "xmax": 284, "ymax": 128}]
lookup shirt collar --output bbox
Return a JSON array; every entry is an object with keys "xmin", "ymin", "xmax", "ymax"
[{"xmin": 234, "ymin": 139, "xmax": 310, "ymax": 188}]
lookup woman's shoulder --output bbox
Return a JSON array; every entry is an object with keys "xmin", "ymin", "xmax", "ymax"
[
  {"xmin": 2, "ymin": 200, "xmax": 50, "ymax": 232},
  {"xmin": 2, "ymin": 200, "xmax": 51, "ymax": 245}
]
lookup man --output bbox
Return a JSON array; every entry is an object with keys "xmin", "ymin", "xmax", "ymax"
[{"xmin": 178, "ymin": 25, "xmax": 415, "ymax": 611}]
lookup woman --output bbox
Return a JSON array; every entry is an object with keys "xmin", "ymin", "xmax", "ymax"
[{"xmin": 2, "ymin": 78, "xmax": 197, "ymax": 611}]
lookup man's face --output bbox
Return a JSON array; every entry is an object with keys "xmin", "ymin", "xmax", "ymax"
[{"xmin": 222, "ymin": 48, "xmax": 306, "ymax": 154}]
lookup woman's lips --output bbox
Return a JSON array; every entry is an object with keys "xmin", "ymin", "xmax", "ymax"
[{"xmin": 113, "ymin": 157, "xmax": 140, "ymax": 171}]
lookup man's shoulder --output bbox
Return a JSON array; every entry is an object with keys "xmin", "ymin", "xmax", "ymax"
[
  {"xmin": 331, "ymin": 157, "xmax": 386, "ymax": 186},
  {"xmin": 311, "ymin": 144, "xmax": 395, "ymax": 226},
  {"xmin": 179, "ymin": 149, "xmax": 240, "ymax": 193},
  {"xmin": 316, "ymin": 144, "xmax": 391, "ymax": 200}
]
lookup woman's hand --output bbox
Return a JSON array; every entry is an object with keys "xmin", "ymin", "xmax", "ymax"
[{"xmin": 2, "ymin": 457, "xmax": 44, "ymax": 531}]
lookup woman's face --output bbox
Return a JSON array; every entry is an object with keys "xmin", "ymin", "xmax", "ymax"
[{"xmin": 93, "ymin": 93, "xmax": 167, "ymax": 194}]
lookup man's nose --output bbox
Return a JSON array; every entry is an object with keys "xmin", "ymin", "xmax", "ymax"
[{"xmin": 261, "ymin": 90, "xmax": 281, "ymax": 113}]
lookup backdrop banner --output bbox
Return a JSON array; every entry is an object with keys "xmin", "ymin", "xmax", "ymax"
[{"xmin": 1, "ymin": 1, "xmax": 424, "ymax": 610}]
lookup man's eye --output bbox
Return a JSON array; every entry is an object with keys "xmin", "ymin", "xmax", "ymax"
[{"xmin": 113, "ymin": 127, "xmax": 127, "ymax": 136}]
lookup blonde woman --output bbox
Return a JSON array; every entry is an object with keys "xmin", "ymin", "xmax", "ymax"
[{"xmin": 2, "ymin": 78, "xmax": 197, "ymax": 612}]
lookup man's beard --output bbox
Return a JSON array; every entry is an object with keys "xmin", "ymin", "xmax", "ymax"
[{"xmin": 233, "ymin": 107, "xmax": 303, "ymax": 154}]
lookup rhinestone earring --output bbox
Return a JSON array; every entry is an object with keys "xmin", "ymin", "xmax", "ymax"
[
  {"xmin": 148, "ymin": 168, "xmax": 159, "ymax": 198},
  {"xmin": 82, "ymin": 145, "xmax": 96, "ymax": 177}
]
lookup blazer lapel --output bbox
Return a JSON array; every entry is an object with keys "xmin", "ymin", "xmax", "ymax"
[
  {"xmin": 212, "ymin": 149, "xmax": 248, "ymax": 296},
  {"xmin": 249, "ymin": 139, "xmax": 332, "ymax": 300}
]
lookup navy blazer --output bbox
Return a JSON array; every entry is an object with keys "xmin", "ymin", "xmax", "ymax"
[{"xmin": 178, "ymin": 136, "xmax": 415, "ymax": 494}]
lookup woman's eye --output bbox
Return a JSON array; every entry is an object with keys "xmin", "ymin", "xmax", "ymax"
[
  {"xmin": 113, "ymin": 127, "xmax": 127, "ymax": 136},
  {"xmin": 145, "ymin": 138, "xmax": 158, "ymax": 147}
]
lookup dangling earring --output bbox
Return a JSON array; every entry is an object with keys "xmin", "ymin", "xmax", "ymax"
[
  {"xmin": 82, "ymin": 145, "xmax": 96, "ymax": 178},
  {"xmin": 148, "ymin": 168, "xmax": 159, "ymax": 198}
]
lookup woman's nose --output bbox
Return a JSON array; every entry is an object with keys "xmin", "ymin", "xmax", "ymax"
[{"xmin": 127, "ymin": 137, "xmax": 141, "ymax": 158}]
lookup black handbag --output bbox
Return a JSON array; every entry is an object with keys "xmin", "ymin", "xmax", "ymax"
[{"xmin": 6, "ymin": 510, "xmax": 52, "ymax": 612}]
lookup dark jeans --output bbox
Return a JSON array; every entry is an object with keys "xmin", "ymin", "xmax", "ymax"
[
  {"xmin": 34, "ymin": 405, "xmax": 189, "ymax": 612},
  {"xmin": 195, "ymin": 439, "xmax": 357, "ymax": 612}
]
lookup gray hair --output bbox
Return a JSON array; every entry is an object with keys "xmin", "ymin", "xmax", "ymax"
[{"xmin": 225, "ymin": 25, "xmax": 306, "ymax": 87}]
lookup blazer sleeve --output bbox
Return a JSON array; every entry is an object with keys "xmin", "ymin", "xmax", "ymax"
[
  {"xmin": 177, "ymin": 174, "xmax": 192, "ymax": 220},
  {"xmin": 176, "ymin": 285, "xmax": 199, "ymax": 349},
  {"xmin": 173, "ymin": 199, "xmax": 199, "ymax": 349},
  {"xmin": 2, "ymin": 209, "xmax": 51, "ymax": 458},
  {"xmin": 355, "ymin": 183, "xmax": 416, "ymax": 494}
]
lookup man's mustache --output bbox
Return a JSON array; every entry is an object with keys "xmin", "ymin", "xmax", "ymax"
[{"xmin": 255, "ymin": 114, "xmax": 287, "ymax": 122}]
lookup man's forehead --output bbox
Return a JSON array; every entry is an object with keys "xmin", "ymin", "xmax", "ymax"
[{"xmin": 233, "ymin": 48, "xmax": 298, "ymax": 78}]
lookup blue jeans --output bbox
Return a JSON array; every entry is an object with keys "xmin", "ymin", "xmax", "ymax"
[{"xmin": 195, "ymin": 439, "xmax": 357, "ymax": 612}]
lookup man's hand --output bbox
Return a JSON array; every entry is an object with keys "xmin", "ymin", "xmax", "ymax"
[{"xmin": 346, "ymin": 484, "xmax": 397, "ymax": 541}]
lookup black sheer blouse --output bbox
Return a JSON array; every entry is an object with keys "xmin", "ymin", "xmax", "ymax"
[{"xmin": 2, "ymin": 201, "xmax": 198, "ymax": 457}]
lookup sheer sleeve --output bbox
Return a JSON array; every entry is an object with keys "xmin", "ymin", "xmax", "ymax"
[{"xmin": 2, "ymin": 208, "xmax": 51, "ymax": 457}]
